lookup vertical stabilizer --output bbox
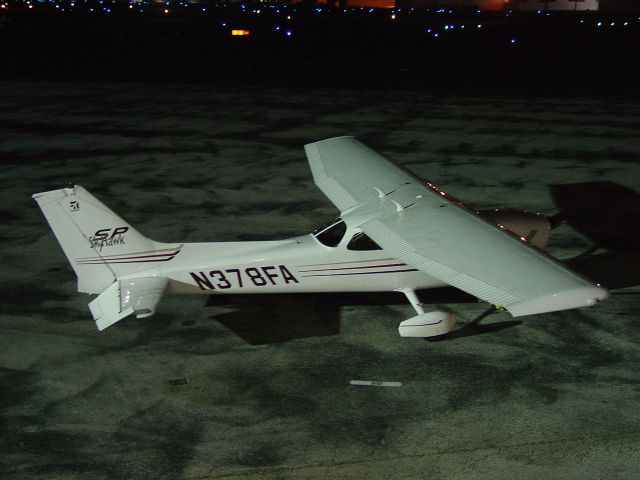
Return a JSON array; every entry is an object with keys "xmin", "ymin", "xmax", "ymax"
[{"xmin": 33, "ymin": 185, "xmax": 178, "ymax": 294}]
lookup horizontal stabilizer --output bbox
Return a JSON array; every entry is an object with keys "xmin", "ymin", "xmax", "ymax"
[
  {"xmin": 89, "ymin": 282, "xmax": 135, "ymax": 331},
  {"xmin": 89, "ymin": 277, "xmax": 169, "ymax": 331}
]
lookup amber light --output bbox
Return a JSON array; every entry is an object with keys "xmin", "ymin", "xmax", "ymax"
[{"xmin": 231, "ymin": 30, "xmax": 251, "ymax": 36}]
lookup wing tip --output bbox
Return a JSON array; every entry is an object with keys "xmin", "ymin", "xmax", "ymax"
[{"xmin": 508, "ymin": 285, "xmax": 610, "ymax": 317}]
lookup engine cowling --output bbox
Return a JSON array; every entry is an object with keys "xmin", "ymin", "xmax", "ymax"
[{"xmin": 478, "ymin": 209, "xmax": 551, "ymax": 250}]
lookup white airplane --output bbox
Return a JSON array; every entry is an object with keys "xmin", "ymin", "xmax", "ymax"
[{"xmin": 33, "ymin": 137, "xmax": 609, "ymax": 337}]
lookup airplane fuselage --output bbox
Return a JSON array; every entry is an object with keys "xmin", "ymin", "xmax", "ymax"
[
  {"xmin": 144, "ymin": 232, "xmax": 447, "ymax": 296},
  {"xmin": 118, "ymin": 208, "xmax": 551, "ymax": 298}
]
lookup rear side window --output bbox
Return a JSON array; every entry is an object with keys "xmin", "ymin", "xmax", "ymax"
[
  {"xmin": 347, "ymin": 232, "xmax": 382, "ymax": 251},
  {"xmin": 313, "ymin": 219, "xmax": 347, "ymax": 247}
]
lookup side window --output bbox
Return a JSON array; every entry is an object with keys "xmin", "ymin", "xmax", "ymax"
[
  {"xmin": 313, "ymin": 219, "xmax": 347, "ymax": 247},
  {"xmin": 347, "ymin": 232, "xmax": 382, "ymax": 251}
]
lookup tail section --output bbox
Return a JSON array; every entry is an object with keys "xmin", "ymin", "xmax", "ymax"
[{"xmin": 33, "ymin": 185, "xmax": 181, "ymax": 329}]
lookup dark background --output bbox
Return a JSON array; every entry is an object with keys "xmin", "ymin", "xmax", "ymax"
[{"xmin": 2, "ymin": 4, "xmax": 640, "ymax": 95}]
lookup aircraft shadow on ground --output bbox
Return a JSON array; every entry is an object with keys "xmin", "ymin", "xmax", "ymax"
[
  {"xmin": 427, "ymin": 320, "xmax": 524, "ymax": 342},
  {"xmin": 207, "ymin": 289, "xmax": 477, "ymax": 345},
  {"xmin": 550, "ymin": 181, "xmax": 640, "ymax": 290}
]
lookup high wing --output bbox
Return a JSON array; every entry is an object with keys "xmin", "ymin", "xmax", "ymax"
[{"xmin": 305, "ymin": 136, "xmax": 609, "ymax": 317}]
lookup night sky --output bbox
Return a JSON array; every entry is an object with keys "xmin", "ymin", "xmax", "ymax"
[{"xmin": 2, "ymin": 0, "xmax": 640, "ymax": 91}]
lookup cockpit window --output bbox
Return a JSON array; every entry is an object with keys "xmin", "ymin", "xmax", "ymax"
[
  {"xmin": 347, "ymin": 231, "xmax": 382, "ymax": 251},
  {"xmin": 313, "ymin": 218, "xmax": 347, "ymax": 247}
]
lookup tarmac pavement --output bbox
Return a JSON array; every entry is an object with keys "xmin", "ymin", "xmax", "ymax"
[{"xmin": 1, "ymin": 82, "xmax": 639, "ymax": 479}]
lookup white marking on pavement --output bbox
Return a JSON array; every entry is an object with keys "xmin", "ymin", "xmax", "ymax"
[{"xmin": 350, "ymin": 380, "xmax": 402, "ymax": 387}]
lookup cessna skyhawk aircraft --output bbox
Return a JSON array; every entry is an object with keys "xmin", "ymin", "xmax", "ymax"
[{"xmin": 33, "ymin": 137, "xmax": 609, "ymax": 337}]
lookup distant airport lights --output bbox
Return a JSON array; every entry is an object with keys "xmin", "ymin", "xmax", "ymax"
[{"xmin": 9, "ymin": 1, "xmax": 640, "ymax": 34}]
